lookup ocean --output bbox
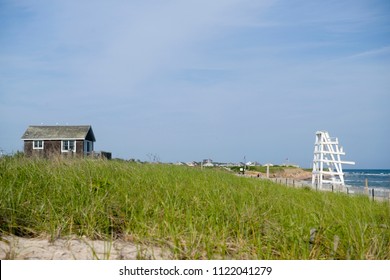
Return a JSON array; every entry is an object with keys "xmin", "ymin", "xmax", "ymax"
[{"xmin": 344, "ymin": 169, "xmax": 390, "ymax": 189}]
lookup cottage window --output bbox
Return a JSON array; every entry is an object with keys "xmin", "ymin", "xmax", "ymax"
[
  {"xmin": 62, "ymin": 140, "xmax": 75, "ymax": 152},
  {"xmin": 33, "ymin": 140, "xmax": 44, "ymax": 149},
  {"xmin": 84, "ymin": 140, "xmax": 93, "ymax": 154}
]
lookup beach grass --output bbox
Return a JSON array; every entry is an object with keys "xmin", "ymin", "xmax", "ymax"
[{"xmin": 0, "ymin": 156, "xmax": 389, "ymax": 259}]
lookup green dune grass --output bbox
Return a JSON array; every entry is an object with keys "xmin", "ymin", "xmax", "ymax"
[{"xmin": 0, "ymin": 157, "xmax": 389, "ymax": 259}]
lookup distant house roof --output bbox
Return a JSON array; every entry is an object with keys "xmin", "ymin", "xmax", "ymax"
[{"xmin": 21, "ymin": 125, "xmax": 96, "ymax": 142}]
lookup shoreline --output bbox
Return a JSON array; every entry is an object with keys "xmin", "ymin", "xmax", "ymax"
[
  {"xmin": 265, "ymin": 177, "xmax": 390, "ymax": 202},
  {"xmin": 239, "ymin": 170, "xmax": 390, "ymax": 201}
]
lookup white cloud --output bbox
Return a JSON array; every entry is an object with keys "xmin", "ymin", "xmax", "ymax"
[{"xmin": 344, "ymin": 45, "xmax": 390, "ymax": 59}]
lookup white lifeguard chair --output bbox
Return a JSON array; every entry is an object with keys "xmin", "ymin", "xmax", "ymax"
[{"xmin": 312, "ymin": 131, "xmax": 355, "ymax": 190}]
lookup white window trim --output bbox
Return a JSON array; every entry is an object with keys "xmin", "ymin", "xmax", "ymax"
[
  {"xmin": 33, "ymin": 140, "xmax": 44, "ymax": 150},
  {"xmin": 61, "ymin": 140, "xmax": 76, "ymax": 153}
]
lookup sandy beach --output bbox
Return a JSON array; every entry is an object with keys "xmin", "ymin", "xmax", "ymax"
[{"xmin": 0, "ymin": 235, "xmax": 170, "ymax": 260}]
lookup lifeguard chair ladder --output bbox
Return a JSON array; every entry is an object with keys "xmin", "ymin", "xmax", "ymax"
[{"xmin": 312, "ymin": 131, "xmax": 355, "ymax": 190}]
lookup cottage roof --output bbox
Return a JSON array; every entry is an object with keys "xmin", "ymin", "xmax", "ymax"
[{"xmin": 21, "ymin": 125, "xmax": 96, "ymax": 142}]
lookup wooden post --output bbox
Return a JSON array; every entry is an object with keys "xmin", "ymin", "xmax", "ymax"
[
  {"xmin": 309, "ymin": 228, "xmax": 317, "ymax": 251},
  {"xmin": 372, "ymin": 188, "xmax": 375, "ymax": 201},
  {"xmin": 266, "ymin": 165, "xmax": 270, "ymax": 179},
  {"xmin": 332, "ymin": 185, "xmax": 334, "ymax": 192},
  {"xmin": 293, "ymin": 180, "xmax": 295, "ymax": 188},
  {"xmin": 364, "ymin": 178, "xmax": 369, "ymax": 195},
  {"xmin": 333, "ymin": 235, "xmax": 340, "ymax": 259},
  {"xmin": 286, "ymin": 178, "xmax": 288, "ymax": 186}
]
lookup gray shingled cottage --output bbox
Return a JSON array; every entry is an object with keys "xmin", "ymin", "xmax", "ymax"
[{"xmin": 21, "ymin": 125, "xmax": 96, "ymax": 157}]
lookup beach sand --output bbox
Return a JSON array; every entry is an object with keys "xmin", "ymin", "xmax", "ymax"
[{"xmin": 0, "ymin": 235, "xmax": 171, "ymax": 260}]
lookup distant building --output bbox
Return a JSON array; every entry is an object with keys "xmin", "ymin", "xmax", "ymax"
[
  {"xmin": 202, "ymin": 159, "xmax": 214, "ymax": 167},
  {"xmin": 246, "ymin": 161, "xmax": 262, "ymax": 166},
  {"xmin": 21, "ymin": 125, "xmax": 106, "ymax": 158},
  {"xmin": 174, "ymin": 161, "xmax": 198, "ymax": 167}
]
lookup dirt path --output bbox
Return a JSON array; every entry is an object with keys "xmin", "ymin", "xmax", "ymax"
[{"xmin": 0, "ymin": 235, "xmax": 171, "ymax": 260}]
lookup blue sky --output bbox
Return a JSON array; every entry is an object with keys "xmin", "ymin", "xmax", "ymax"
[{"xmin": 1, "ymin": 0, "xmax": 389, "ymax": 168}]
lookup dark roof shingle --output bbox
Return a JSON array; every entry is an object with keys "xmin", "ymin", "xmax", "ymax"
[{"xmin": 21, "ymin": 125, "xmax": 96, "ymax": 142}]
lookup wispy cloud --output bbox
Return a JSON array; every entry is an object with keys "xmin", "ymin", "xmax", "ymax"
[{"xmin": 344, "ymin": 45, "xmax": 390, "ymax": 59}]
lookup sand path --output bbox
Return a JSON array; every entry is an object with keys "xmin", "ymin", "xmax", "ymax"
[{"xmin": 0, "ymin": 235, "xmax": 170, "ymax": 260}]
